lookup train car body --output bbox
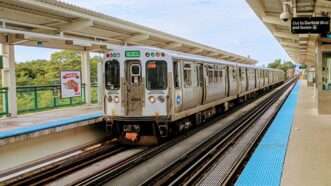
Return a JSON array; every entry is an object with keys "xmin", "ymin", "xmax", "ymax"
[{"xmin": 103, "ymin": 46, "xmax": 285, "ymax": 145}]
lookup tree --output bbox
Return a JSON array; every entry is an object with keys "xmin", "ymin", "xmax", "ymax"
[
  {"xmin": 14, "ymin": 50, "xmax": 101, "ymax": 86},
  {"xmin": 267, "ymin": 59, "xmax": 295, "ymax": 73},
  {"xmin": 267, "ymin": 59, "xmax": 282, "ymax": 69}
]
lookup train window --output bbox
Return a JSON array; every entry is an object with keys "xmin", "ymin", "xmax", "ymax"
[
  {"xmin": 260, "ymin": 70, "xmax": 263, "ymax": 78},
  {"xmin": 105, "ymin": 60, "xmax": 120, "ymax": 90},
  {"xmin": 214, "ymin": 70, "xmax": 218, "ymax": 83},
  {"xmin": 239, "ymin": 68, "xmax": 242, "ymax": 79},
  {"xmin": 131, "ymin": 65, "xmax": 140, "ymax": 75},
  {"xmin": 146, "ymin": 60, "xmax": 167, "ymax": 90},
  {"xmin": 232, "ymin": 68, "xmax": 236, "ymax": 79},
  {"xmin": 184, "ymin": 64, "xmax": 192, "ymax": 87},
  {"xmin": 241, "ymin": 68, "xmax": 246, "ymax": 80},
  {"xmin": 208, "ymin": 65, "xmax": 214, "ymax": 83},
  {"xmin": 196, "ymin": 65, "xmax": 200, "ymax": 86},
  {"xmin": 173, "ymin": 61, "xmax": 180, "ymax": 88},
  {"xmin": 198, "ymin": 64, "xmax": 204, "ymax": 87}
]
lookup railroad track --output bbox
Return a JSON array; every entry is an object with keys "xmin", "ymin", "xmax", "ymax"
[
  {"xmin": 0, "ymin": 80, "xmax": 295, "ymax": 186},
  {"xmin": 74, "ymin": 80, "xmax": 296, "ymax": 186},
  {"xmin": 141, "ymin": 79, "xmax": 296, "ymax": 186},
  {"xmin": 0, "ymin": 138, "xmax": 125, "ymax": 186}
]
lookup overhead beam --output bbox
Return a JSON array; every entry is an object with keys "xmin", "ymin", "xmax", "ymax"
[
  {"xmin": 280, "ymin": 41, "xmax": 300, "ymax": 48},
  {"xmin": 208, "ymin": 52, "xmax": 219, "ymax": 57},
  {"xmin": 167, "ymin": 42, "xmax": 183, "ymax": 49},
  {"xmin": 59, "ymin": 19, "xmax": 94, "ymax": 32},
  {"xmin": 191, "ymin": 48, "xmax": 204, "ymax": 54},
  {"xmin": 274, "ymin": 32, "xmax": 299, "ymax": 40},
  {"xmin": 125, "ymin": 34, "xmax": 150, "ymax": 43},
  {"xmin": 262, "ymin": 15, "xmax": 289, "ymax": 26}
]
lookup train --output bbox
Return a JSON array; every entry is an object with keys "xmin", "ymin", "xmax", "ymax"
[{"xmin": 103, "ymin": 46, "xmax": 285, "ymax": 145}]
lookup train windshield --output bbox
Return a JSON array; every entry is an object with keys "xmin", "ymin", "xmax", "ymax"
[
  {"xmin": 105, "ymin": 60, "xmax": 120, "ymax": 90},
  {"xmin": 146, "ymin": 60, "xmax": 167, "ymax": 90}
]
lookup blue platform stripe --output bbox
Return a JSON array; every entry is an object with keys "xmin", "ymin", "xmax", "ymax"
[
  {"xmin": 0, "ymin": 111, "xmax": 103, "ymax": 139},
  {"xmin": 235, "ymin": 82, "xmax": 300, "ymax": 186}
]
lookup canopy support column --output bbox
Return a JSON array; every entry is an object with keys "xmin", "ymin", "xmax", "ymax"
[
  {"xmin": 1, "ymin": 42, "xmax": 17, "ymax": 117},
  {"xmin": 97, "ymin": 62, "xmax": 104, "ymax": 105},
  {"xmin": 81, "ymin": 51, "xmax": 91, "ymax": 104}
]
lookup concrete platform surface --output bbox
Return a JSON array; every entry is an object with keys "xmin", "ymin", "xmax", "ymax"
[
  {"xmin": 236, "ymin": 81, "xmax": 299, "ymax": 186},
  {"xmin": 0, "ymin": 105, "xmax": 103, "ymax": 145},
  {"xmin": 0, "ymin": 105, "xmax": 102, "ymax": 131},
  {"xmin": 282, "ymin": 80, "xmax": 331, "ymax": 186}
]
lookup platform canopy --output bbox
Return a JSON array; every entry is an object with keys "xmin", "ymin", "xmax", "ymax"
[
  {"xmin": 247, "ymin": 0, "xmax": 331, "ymax": 66},
  {"xmin": 0, "ymin": 0, "xmax": 256, "ymax": 64}
]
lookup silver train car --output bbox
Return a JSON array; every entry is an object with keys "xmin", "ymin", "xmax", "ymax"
[{"xmin": 103, "ymin": 46, "xmax": 285, "ymax": 145}]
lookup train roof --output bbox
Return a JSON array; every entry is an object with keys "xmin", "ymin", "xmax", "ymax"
[{"xmin": 113, "ymin": 46, "xmax": 283, "ymax": 72}]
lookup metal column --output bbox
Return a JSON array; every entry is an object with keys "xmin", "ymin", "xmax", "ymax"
[
  {"xmin": 81, "ymin": 51, "xmax": 91, "ymax": 104},
  {"xmin": 97, "ymin": 62, "xmax": 104, "ymax": 105},
  {"xmin": 1, "ymin": 43, "xmax": 17, "ymax": 116}
]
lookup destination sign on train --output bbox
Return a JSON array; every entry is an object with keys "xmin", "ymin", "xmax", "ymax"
[{"xmin": 291, "ymin": 17, "xmax": 330, "ymax": 34}]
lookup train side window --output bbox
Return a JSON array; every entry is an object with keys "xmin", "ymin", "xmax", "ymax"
[
  {"xmin": 241, "ymin": 68, "xmax": 246, "ymax": 80},
  {"xmin": 184, "ymin": 64, "xmax": 192, "ymax": 88},
  {"xmin": 260, "ymin": 70, "xmax": 263, "ymax": 78},
  {"xmin": 173, "ymin": 61, "xmax": 180, "ymax": 88},
  {"xmin": 198, "ymin": 64, "xmax": 204, "ymax": 87},
  {"xmin": 196, "ymin": 65, "xmax": 200, "ymax": 86},
  {"xmin": 105, "ymin": 60, "xmax": 120, "ymax": 90},
  {"xmin": 232, "ymin": 68, "xmax": 236, "ymax": 79},
  {"xmin": 239, "ymin": 68, "xmax": 242, "ymax": 79},
  {"xmin": 208, "ymin": 65, "xmax": 214, "ymax": 83},
  {"xmin": 214, "ymin": 66, "xmax": 218, "ymax": 83}
]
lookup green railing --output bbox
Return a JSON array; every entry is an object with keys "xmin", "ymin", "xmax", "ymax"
[
  {"xmin": 16, "ymin": 83, "xmax": 99, "ymax": 113},
  {"xmin": 0, "ymin": 87, "xmax": 9, "ymax": 116}
]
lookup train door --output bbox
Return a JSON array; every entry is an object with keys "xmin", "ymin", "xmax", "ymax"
[
  {"xmin": 228, "ymin": 65, "xmax": 237, "ymax": 97},
  {"xmin": 173, "ymin": 60, "xmax": 183, "ymax": 112},
  {"xmin": 239, "ymin": 67, "xmax": 247, "ymax": 93},
  {"xmin": 187, "ymin": 63, "xmax": 204, "ymax": 107},
  {"xmin": 126, "ymin": 60, "xmax": 143, "ymax": 116},
  {"xmin": 254, "ymin": 69, "xmax": 257, "ymax": 89},
  {"xmin": 182, "ymin": 62, "xmax": 196, "ymax": 110},
  {"xmin": 197, "ymin": 63, "xmax": 205, "ymax": 104}
]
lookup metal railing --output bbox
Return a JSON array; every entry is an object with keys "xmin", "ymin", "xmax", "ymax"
[
  {"xmin": 0, "ymin": 87, "xmax": 9, "ymax": 116},
  {"xmin": 16, "ymin": 83, "xmax": 99, "ymax": 114}
]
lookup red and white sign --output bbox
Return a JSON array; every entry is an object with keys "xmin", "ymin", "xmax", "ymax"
[{"xmin": 60, "ymin": 71, "xmax": 81, "ymax": 98}]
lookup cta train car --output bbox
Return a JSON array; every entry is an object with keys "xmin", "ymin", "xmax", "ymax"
[{"xmin": 103, "ymin": 46, "xmax": 284, "ymax": 145}]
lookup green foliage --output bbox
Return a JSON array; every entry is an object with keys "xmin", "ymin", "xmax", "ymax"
[
  {"xmin": 299, "ymin": 64, "xmax": 307, "ymax": 69},
  {"xmin": 0, "ymin": 50, "xmax": 101, "ymax": 115},
  {"xmin": 15, "ymin": 50, "xmax": 101, "ymax": 86},
  {"xmin": 267, "ymin": 59, "xmax": 295, "ymax": 73}
]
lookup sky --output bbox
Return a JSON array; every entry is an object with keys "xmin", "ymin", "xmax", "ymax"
[{"xmin": 15, "ymin": 0, "xmax": 291, "ymax": 65}]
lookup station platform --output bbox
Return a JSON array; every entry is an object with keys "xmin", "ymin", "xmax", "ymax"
[
  {"xmin": 0, "ymin": 105, "xmax": 103, "ymax": 146},
  {"xmin": 235, "ymin": 79, "xmax": 331, "ymax": 186}
]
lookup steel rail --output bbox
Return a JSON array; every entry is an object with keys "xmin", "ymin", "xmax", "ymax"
[{"xmin": 1, "ymin": 138, "xmax": 125, "ymax": 186}]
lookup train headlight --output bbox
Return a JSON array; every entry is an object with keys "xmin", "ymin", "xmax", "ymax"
[
  {"xmin": 107, "ymin": 96, "xmax": 112, "ymax": 103},
  {"xmin": 158, "ymin": 96, "xmax": 165, "ymax": 103},
  {"xmin": 148, "ymin": 96, "xmax": 156, "ymax": 103},
  {"xmin": 114, "ymin": 96, "xmax": 120, "ymax": 103}
]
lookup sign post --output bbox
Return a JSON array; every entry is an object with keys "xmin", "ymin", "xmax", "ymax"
[
  {"xmin": 60, "ymin": 71, "xmax": 81, "ymax": 98},
  {"xmin": 291, "ymin": 17, "xmax": 330, "ymax": 34}
]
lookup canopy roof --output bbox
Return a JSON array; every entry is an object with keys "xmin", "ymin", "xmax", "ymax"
[
  {"xmin": 0, "ymin": 0, "xmax": 256, "ymax": 64},
  {"xmin": 247, "ymin": 0, "xmax": 331, "ymax": 66}
]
